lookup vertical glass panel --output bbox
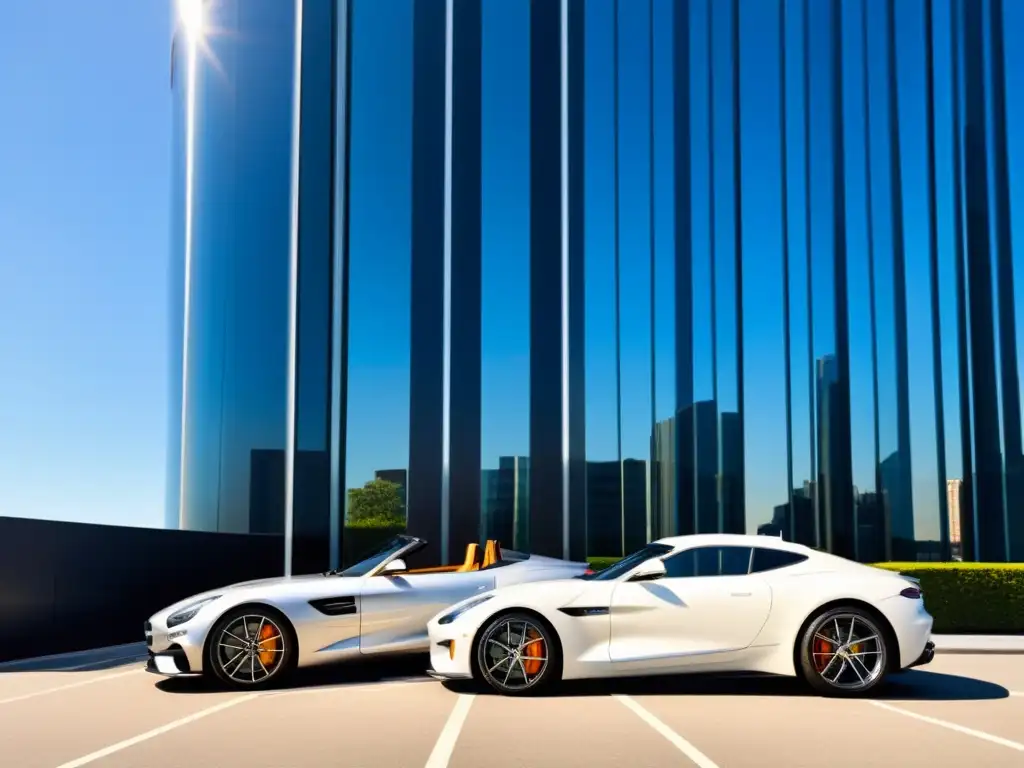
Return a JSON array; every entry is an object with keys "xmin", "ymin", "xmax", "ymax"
[
  {"xmin": 292, "ymin": 0, "xmax": 335, "ymax": 573},
  {"xmin": 182, "ymin": 0, "xmax": 295, "ymax": 533},
  {"xmin": 1002, "ymin": 0, "xmax": 1024, "ymax": 560},
  {"xmin": 166, "ymin": 37, "xmax": 187, "ymax": 531},
  {"xmin": 868, "ymin": 0, "xmax": 914, "ymax": 561},
  {"xmin": 651, "ymin": 0, "xmax": 677, "ymax": 541},
  {"xmin": 711, "ymin": 0, "xmax": 743, "ymax": 535},
  {"xmin": 616, "ymin": 0, "xmax": 654, "ymax": 552},
  {"xmin": 843, "ymin": 0, "xmax": 881, "ymax": 563},
  {"xmin": 806, "ymin": 0, "xmax": 840, "ymax": 550},
  {"xmin": 787, "ymin": 0, "xmax": 815, "ymax": 547},
  {"xmin": 738, "ymin": 0, "xmax": 788, "ymax": 537},
  {"xmin": 343, "ymin": 0, "xmax": 414, "ymax": 553},
  {"xmin": 688, "ymin": 0, "xmax": 715, "ymax": 536},
  {"xmin": 932, "ymin": 0, "xmax": 965, "ymax": 560},
  {"xmin": 894, "ymin": 0, "xmax": 942, "ymax": 558},
  {"xmin": 480, "ymin": 0, "xmax": 531, "ymax": 549},
  {"xmin": 584, "ymin": 0, "xmax": 623, "ymax": 557}
]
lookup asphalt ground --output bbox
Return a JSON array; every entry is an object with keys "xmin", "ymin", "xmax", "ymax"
[{"xmin": 2, "ymin": 651, "xmax": 1024, "ymax": 767}]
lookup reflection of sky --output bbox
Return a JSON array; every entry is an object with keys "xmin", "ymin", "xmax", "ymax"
[{"xmin": 341, "ymin": 0, "xmax": 1024, "ymax": 545}]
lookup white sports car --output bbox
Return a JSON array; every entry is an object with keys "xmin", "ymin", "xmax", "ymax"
[
  {"xmin": 427, "ymin": 533, "xmax": 935, "ymax": 697},
  {"xmin": 145, "ymin": 535, "xmax": 588, "ymax": 689}
]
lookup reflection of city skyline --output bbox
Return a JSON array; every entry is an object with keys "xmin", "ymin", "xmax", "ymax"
[{"xmin": 168, "ymin": 0, "xmax": 1024, "ymax": 573}]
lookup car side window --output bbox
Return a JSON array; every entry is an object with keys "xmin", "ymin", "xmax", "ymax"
[
  {"xmin": 663, "ymin": 546, "xmax": 753, "ymax": 578},
  {"xmin": 750, "ymin": 548, "xmax": 808, "ymax": 573}
]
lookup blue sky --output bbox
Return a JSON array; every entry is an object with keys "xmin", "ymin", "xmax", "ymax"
[{"xmin": 0, "ymin": 1, "xmax": 170, "ymax": 529}]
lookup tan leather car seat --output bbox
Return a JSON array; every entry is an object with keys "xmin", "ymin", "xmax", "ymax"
[{"xmin": 457, "ymin": 542, "xmax": 481, "ymax": 572}]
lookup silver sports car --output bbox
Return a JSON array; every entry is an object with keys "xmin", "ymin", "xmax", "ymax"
[{"xmin": 145, "ymin": 534, "xmax": 589, "ymax": 689}]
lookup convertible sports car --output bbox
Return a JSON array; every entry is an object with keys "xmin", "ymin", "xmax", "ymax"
[
  {"xmin": 427, "ymin": 533, "xmax": 935, "ymax": 697},
  {"xmin": 145, "ymin": 535, "xmax": 588, "ymax": 689}
]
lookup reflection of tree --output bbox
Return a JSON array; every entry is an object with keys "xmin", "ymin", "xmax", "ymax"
[{"xmin": 347, "ymin": 478, "xmax": 406, "ymax": 529}]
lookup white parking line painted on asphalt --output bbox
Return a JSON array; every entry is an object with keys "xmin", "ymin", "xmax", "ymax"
[
  {"xmin": 423, "ymin": 694, "xmax": 475, "ymax": 768},
  {"xmin": 52, "ymin": 694, "xmax": 258, "ymax": 768},
  {"xmin": 868, "ymin": 701, "xmax": 1024, "ymax": 752},
  {"xmin": 614, "ymin": 695, "xmax": 720, "ymax": 768},
  {"xmin": 263, "ymin": 678, "xmax": 430, "ymax": 699},
  {"xmin": 0, "ymin": 668, "xmax": 144, "ymax": 705}
]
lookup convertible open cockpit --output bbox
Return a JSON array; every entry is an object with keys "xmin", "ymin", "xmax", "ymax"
[{"xmin": 399, "ymin": 540, "xmax": 504, "ymax": 575}]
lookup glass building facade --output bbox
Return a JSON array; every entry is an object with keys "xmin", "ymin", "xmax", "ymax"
[{"xmin": 168, "ymin": 0, "xmax": 1024, "ymax": 573}]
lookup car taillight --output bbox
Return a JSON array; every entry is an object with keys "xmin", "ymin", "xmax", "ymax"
[
  {"xmin": 900, "ymin": 586, "xmax": 922, "ymax": 599},
  {"xmin": 583, "ymin": 568, "xmax": 594, "ymax": 576}
]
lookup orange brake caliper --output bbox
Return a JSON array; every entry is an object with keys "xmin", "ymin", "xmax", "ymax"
[
  {"xmin": 521, "ymin": 629, "xmax": 545, "ymax": 677},
  {"xmin": 258, "ymin": 623, "xmax": 279, "ymax": 667},
  {"xmin": 814, "ymin": 636, "xmax": 834, "ymax": 672}
]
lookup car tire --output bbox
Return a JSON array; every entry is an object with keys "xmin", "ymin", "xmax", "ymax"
[
  {"xmin": 474, "ymin": 611, "xmax": 560, "ymax": 696},
  {"xmin": 205, "ymin": 606, "xmax": 296, "ymax": 690},
  {"xmin": 798, "ymin": 605, "xmax": 890, "ymax": 697}
]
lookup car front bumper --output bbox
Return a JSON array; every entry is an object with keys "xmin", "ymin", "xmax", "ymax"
[
  {"xmin": 427, "ymin": 624, "xmax": 475, "ymax": 681},
  {"xmin": 145, "ymin": 618, "xmax": 206, "ymax": 677}
]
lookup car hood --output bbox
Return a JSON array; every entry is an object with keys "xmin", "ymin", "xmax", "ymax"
[
  {"xmin": 161, "ymin": 573, "xmax": 357, "ymax": 615},
  {"xmin": 491, "ymin": 577, "xmax": 590, "ymax": 607}
]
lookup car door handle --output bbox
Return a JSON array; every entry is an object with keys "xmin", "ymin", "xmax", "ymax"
[{"xmin": 731, "ymin": 592, "xmax": 752, "ymax": 597}]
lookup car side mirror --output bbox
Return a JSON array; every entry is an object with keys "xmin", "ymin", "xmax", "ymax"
[
  {"xmin": 630, "ymin": 558, "xmax": 667, "ymax": 582},
  {"xmin": 382, "ymin": 558, "xmax": 407, "ymax": 575}
]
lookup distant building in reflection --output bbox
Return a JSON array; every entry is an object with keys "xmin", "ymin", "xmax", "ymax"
[
  {"xmin": 650, "ymin": 401, "xmax": 743, "ymax": 541},
  {"xmin": 880, "ymin": 450, "xmax": 915, "ymax": 560},
  {"xmin": 482, "ymin": 456, "xmax": 529, "ymax": 550},
  {"xmin": 947, "ymin": 478, "xmax": 963, "ymax": 559},
  {"xmin": 585, "ymin": 459, "xmax": 649, "ymax": 557},
  {"xmin": 854, "ymin": 489, "xmax": 885, "ymax": 564},
  {"xmin": 759, "ymin": 482, "xmax": 816, "ymax": 547}
]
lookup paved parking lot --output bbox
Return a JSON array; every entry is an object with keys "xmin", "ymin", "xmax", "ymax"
[{"xmin": 2, "ymin": 651, "xmax": 1024, "ymax": 767}]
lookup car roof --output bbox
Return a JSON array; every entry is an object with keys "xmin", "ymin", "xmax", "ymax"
[{"xmin": 653, "ymin": 532, "xmax": 814, "ymax": 556}]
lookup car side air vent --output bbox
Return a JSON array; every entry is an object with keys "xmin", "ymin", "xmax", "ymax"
[
  {"xmin": 309, "ymin": 596, "xmax": 358, "ymax": 616},
  {"xmin": 558, "ymin": 607, "xmax": 610, "ymax": 617}
]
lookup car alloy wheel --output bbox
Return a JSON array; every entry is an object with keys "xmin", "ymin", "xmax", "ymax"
[
  {"xmin": 476, "ymin": 613, "xmax": 557, "ymax": 696},
  {"xmin": 209, "ymin": 610, "xmax": 291, "ymax": 688},
  {"xmin": 801, "ymin": 608, "xmax": 888, "ymax": 696}
]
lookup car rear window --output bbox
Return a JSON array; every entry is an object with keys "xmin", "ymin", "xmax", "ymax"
[{"xmin": 750, "ymin": 548, "xmax": 808, "ymax": 573}]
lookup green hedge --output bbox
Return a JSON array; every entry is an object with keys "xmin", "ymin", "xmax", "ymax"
[
  {"xmin": 587, "ymin": 557, "xmax": 1024, "ymax": 634},
  {"xmin": 873, "ymin": 563, "xmax": 1024, "ymax": 634},
  {"xmin": 588, "ymin": 556, "xmax": 622, "ymax": 572}
]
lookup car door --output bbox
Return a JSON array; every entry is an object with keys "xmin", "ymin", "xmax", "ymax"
[
  {"xmin": 359, "ymin": 569, "xmax": 497, "ymax": 654},
  {"xmin": 608, "ymin": 545, "xmax": 771, "ymax": 665}
]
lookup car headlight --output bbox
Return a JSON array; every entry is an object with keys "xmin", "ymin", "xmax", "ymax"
[
  {"xmin": 438, "ymin": 594, "xmax": 494, "ymax": 625},
  {"xmin": 166, "ymin": 596, "xmax": 221, "ymax": 629}
]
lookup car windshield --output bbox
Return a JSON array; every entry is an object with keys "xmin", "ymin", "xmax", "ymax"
[
  {"xmin": 579, "ymin": 543, "xmax": 674, "ymax": 581},
  {"xmin": 335, "ymin": 536, "xmax": 416, "ymax": 577}
]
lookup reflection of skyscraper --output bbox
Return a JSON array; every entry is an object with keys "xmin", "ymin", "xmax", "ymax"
[
  {"xmin": 880, "ymin": 450, "xmax": 914, "ymax": 560},
  {"xmin": 652, "ymin": 402, "xmax": 743, "ymax": 540},
  {"xmin": 855, "ymin": 490, "xmax": 885, "ymax": 564},
  {"xmin": 815, "ymin": 354, "xmax": 855, "ymax": 558},
  {"xmin": 947, "ymin": 478, "xmax": 963, "ymax": 556},
  {"xmin": 622, "ymin": 459, "xmax": 650, "ymax": 553},
  {"xmin": 720, "ymin": 411, "xmax": 744, "ymax": 534},
  {"xmin": 653, "ymin": 417, "xmax": 676, "ymax": 540},
  {"xmin": 585, "ymin": 459, "xmax": 650, "ymax": 556},
  {"xmin": 481, "ymin": 457, "xmax": 529, "ymax": 550},
  {"xmin": 586, "ymin": 461, "xmax": 622, "ymax": 556}
]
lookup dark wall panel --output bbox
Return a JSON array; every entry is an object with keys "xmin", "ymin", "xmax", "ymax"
[{"xmin": 0, "ymin": 517, "xmax": 283, "ymax": 664}]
